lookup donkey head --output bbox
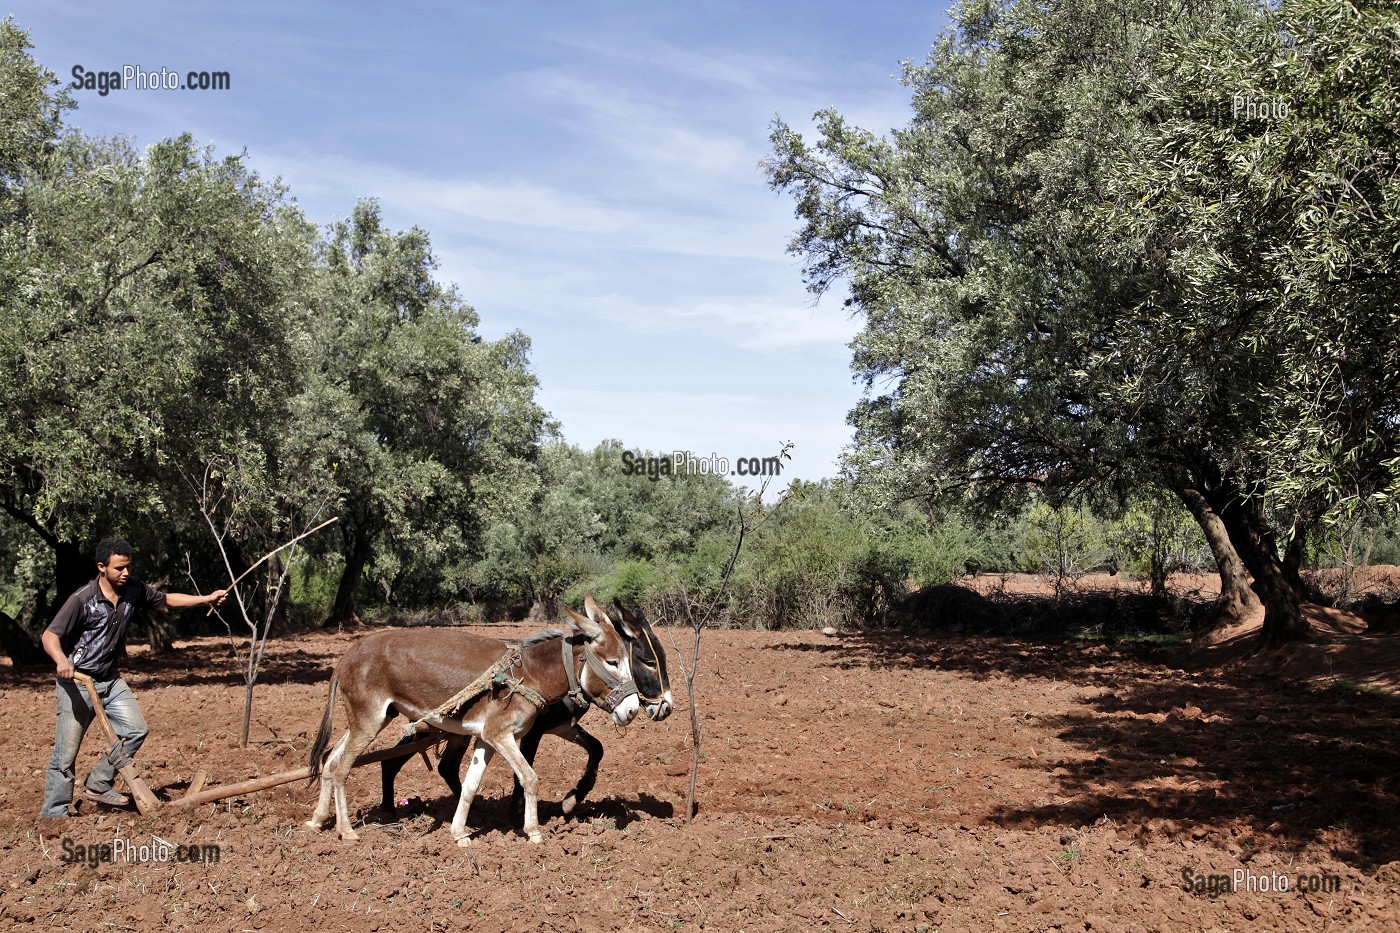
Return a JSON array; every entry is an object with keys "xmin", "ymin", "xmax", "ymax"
[
  {"xmin": 563, "ymin": 594, "xmax": 641, "ymax": 726},
  {"xmin": 613, "ymin": 597, "xmax": 672, "ymax": 721}
]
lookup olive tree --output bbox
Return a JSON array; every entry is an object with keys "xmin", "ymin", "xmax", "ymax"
[{"xmin": 766, "ymin": 0, "xmax": 1397, "ymax": 644}]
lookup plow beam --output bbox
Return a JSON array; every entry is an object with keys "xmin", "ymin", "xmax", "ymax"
[{"xmin": 167, "ymin": 735, "xmax": 445, "ymax": 809}]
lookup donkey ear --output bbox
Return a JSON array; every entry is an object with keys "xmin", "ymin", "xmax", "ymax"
[
  {"xmin": 612, "ymin": 596, "xmax": 634, "ymax": 623},
  {"xmin": 564, "ymin": 604, "xmax": 602, "ymax": 641},
  {"xmin": 609, "ymin": 597, "xmax": 640, "ymax": 639},
  {"xmin": 583, "ymin": 593, "xmax": 608, "ymax": 624}
]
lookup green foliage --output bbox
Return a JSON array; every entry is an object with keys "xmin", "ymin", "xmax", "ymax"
[
  {"xmin": 1104, "ymin": 0, "xmax": 1400, "ymax": 516},
  {"xmin": 1112, "ymin": 492, "xmax": 1211, "ymax": 595},
  {"xmin": 470, "ymin": 441, "xmax": 739, "ymax": 614},
  {"xmin": 674, "ymin": 481, "xmax": 971, "ymax": 630},
  {"xmin": 0, "ymin": 126, "xmax": 313, "ymax": 543},
  {"xmin": 304, "ymin": 200, "xmax": 549, "ymax": 618},
  {"xmin": 1020, "ymin": 504, "xmax": 1111, "ymax": 590},
  {"xmin": 765, "ymin": 0, "xmax": 1245, "ymax": 517},
  {"xmin": 0, "ymin": 20, "xmax": 547, "ymax": 637},
  {"xmin": 593, "ymin": 558, "xmax": 669, "ymax": 608},
  {"xmin": 286, "ymin": 555, "xmax": 339, "ymax": 628}
]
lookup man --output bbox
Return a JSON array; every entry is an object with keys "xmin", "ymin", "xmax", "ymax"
[{"xmin": 39, "ymin": 537, "xmax": 227, "ymax": 818}]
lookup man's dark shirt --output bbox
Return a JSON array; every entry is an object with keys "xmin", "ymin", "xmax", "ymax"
[{"xmin": 45, "ymin": 577, "xmax": 166, "ymax": 681}]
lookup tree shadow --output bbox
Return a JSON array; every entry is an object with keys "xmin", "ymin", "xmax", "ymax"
[
  {"xmin": 782, "ymin": 630, "xmax": 1400, "ymax": 871},
  {"xmin": 133, "ymin": 636, "xmax": 335, "ymax": 688},
  {"xmin": 768, "ymin": 631, "xmax": 1173, "ymax": 685}
]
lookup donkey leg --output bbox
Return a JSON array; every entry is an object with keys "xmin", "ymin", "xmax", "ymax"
[
  {"xmin": 509, "ymin": 724, "xmax": 546, "ymax": 818},
  {"xmin": 560, "ymin": 726, "xmax": 604, "ymax": 817},
  {"xmin": 329, "ymin": 721, "xmax": 385, "ymax": 842},
  {"xmin": 438, "ymin": 736, "xmax": 466, "ymax": 798},
  {"xmin": 378, "ymin": 736, "xmax": 415, "ymax": 815},
  {"xmin": 449, "ymin": 741, "xmax": 493, "ymax": 847},
  {"xmin": 306, "ymin": 731, "xmax": 351, "ymax": 829},
  {"xmin": 491, "ymin": 733, "xmax": 543, "ymax": 843}
]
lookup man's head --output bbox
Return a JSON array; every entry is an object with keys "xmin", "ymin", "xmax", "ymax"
[{"xmin": 95, "ymin": 537, "xmax": 134, "ymax": 587}]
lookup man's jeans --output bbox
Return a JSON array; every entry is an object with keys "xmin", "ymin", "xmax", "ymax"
[{"xmin": 41, "ymin": 676, "xmax": 148, "ymax": 818}]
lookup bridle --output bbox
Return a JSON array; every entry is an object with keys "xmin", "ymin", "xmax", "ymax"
[{"xmin": 561, "ymin": 633, "xmax": 637, "ymax": 715}]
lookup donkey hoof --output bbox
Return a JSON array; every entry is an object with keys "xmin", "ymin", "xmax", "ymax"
[
  {"xmin": 338, "ymin": 829, "xmax": 360, "ymax": 843},
  {"xmin": 303, "ymin": 819, "xmax": 323, "ymax": 831},
  {"xmin": 527, "ymin": 831, "xmax": 543, "ymax": 844},
  {"xmin": 455, "ymin": 835, "xmax": 473, "ymax": 848},
  {"xmin": 561, "ymin": 795, "xmax": 577, "ymax": 816}
]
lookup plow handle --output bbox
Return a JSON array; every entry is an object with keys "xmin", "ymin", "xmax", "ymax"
[{"xmin": 72, "ymin": 672, "xmax": 162, "ymax": 814}]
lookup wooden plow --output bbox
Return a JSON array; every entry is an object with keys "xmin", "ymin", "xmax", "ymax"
[{"xmin": 74, "ymin": 672, "xmax": 437, "ymax": 815}]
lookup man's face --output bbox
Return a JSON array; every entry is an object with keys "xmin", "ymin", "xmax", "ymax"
[{"xmin": 98, "ymin": 554, "xmax": 132, "ymax": 589}]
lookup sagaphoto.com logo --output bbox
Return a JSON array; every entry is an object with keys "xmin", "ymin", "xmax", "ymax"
[
  {"xmin": 60, "ymin": 834, "xmax": 221, "ymax": 867},
  {"xmin": 620, "ymin": 449, "xmax": 786, "ymax": 482},
  {"xmin": 70, "ymin": 64, "xmax": 231, "ymax": 97}
]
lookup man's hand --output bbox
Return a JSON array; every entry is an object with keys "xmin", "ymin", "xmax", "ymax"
[
  {"xmin": 55, "ymin": 658, "xmax": 74, "ymax": 680},
  {"xmin": 207, "ymin": 589, "xmax": 228, "ymax": 607}
]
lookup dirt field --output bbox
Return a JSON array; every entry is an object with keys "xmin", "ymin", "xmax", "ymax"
[{"xmin": 2, "ymin": 597, "xmax": 1398, "ymax": 931}]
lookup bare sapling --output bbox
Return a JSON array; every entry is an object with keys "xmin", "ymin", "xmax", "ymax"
[
  {"xmin": 187, "ymin": 463, "xmax": 338, "ymax": 747},
  {"xmin": 664, "ymin": 442, "xmax": 792, "ymax": 821}
]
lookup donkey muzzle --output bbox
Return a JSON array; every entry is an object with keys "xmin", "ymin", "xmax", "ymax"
[{"xmin": 597, "ymin": 680, "xmax": 639, "ymax": 719}]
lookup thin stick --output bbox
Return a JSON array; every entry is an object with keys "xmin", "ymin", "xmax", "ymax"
[{"xmin": 206, "ymin": 516, "xmax": 338, "ymax": 615}]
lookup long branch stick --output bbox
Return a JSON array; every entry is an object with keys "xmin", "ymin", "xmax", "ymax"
[{"xmin": 206, "ymin": 516, "xmax": 339, "ymax": 615}]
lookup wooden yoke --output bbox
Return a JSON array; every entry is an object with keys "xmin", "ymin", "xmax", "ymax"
[{"xmin": 73, "ymin": 672, "xmax": 161, "ymax": 815}]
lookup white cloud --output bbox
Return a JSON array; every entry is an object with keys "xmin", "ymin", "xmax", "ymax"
[{"xmin": 253, "ymin": 150, "xmax": 794, "ymax": 262}]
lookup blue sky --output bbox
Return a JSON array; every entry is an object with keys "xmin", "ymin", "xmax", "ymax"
[{"xmin": 12, "ymin": 1, "xmax": 949, "ymax": 487}]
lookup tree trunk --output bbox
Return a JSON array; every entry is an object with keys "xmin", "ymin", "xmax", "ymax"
[
  {"xmin": 1282, "ymin": 519, "xmax": 1308, "ymax": 598},
  {"xmin": 144, "ymin": 610, "xmax": 176, "ymax": 653},
  {"xmin": 0, "ymin": 609, "xmax": 46, "ymax": 666},
  {"xmin": 1212, "ymin": 493, "xmax": 1309, "ymax": 646},
  {"xmin": 1176, "ymin": 487, "xmax": 1259, "ymax": 627},
  {"xmin": 528, "ymin": 592, "xmax": 561, "ymax": 624},
  {"xmin": 266, "ymin": 556, "xmax": 291, "ymax": 636},
  {"xmin": 327, "ymin": 528, "xmax": 371, "ymax": 626},
  {"xmin": 51, "ymin": 540, "xmax": 91, "ymax": 622}
]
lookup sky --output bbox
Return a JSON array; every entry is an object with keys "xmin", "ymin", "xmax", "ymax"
[{"xmin": 11, "ymin": 1, "xmax": 949, "ymax": 488}]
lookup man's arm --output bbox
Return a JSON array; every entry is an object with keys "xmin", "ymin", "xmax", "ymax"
[
  {"xmin": 41, "ymin": 630, "xmax": 74, "ymax": 680},
  {"xmin": 44, "ymin": 588, "xmax": 85, "ymax": 680},
  {"xmin": 164, "ymin": 589, "xmax": 228, "ymax": 609}
]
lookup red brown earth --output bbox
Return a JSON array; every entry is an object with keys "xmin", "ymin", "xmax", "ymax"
[{"xmin": 1, "ymin": 579, "xmax": 1398, "ymax": 932}]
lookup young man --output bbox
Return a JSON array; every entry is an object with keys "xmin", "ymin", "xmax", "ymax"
[{"xmin": 39, "ymin": 537, "xmax": 227, "ymax": 818}]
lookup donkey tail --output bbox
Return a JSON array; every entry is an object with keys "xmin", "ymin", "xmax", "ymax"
[{"xmin": 307, "ymin": 670, "xmax": 340, "ymax": 781}]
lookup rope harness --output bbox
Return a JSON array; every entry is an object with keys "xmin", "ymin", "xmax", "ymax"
[{"xmin": 401, "ymin": 646, "xmax": 547, "ymax": 738}]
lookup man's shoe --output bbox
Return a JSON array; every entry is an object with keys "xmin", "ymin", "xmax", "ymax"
[{"xmin": 83, "ymin": 788, "xmax": 131, "ymax": 807}]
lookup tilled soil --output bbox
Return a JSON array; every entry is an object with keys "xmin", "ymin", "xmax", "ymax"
[{"xmin": 1, "ymin": 619, "xmax": 1398, "ymax": 932}]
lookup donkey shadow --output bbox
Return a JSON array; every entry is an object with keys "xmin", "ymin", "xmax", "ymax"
[{"xmin": 379, "ymin": 790, "xmax": 673, "ymax": 839}]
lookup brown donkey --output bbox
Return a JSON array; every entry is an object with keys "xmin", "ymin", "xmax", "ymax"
[
  {"xmin": 305, "ymin": 595, "xmax": 640, "ymax": 844},
  {"xmin": 380, "ymin": 600, "xmax": 673, "ymax": 819}
]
